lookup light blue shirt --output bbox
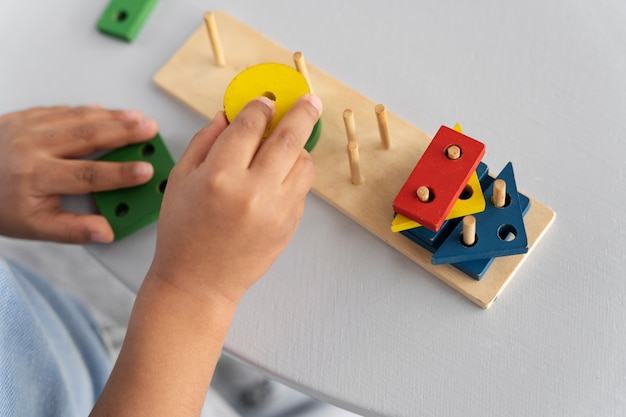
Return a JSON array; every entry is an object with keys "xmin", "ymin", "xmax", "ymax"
[{"xmin": 0, "ymin": 256, "xmax": 111, "ymax": 416}]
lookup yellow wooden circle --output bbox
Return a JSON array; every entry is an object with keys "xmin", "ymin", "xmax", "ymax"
[{"xmin": 223, "ymin": 63, "xmax": 311, "ymax": 136}]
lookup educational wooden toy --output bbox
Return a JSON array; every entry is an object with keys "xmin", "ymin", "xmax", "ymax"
[
  {"xmin": 152, "ymin": 11, "xmax": 556, "ymax": 309},
  {"xmin": 224, "ymin": 63, "xmax": 309, "ymax": 135},
  {"xmin": 391, "ymin": 123, "xmax": 486, "ymax": 232},
  {"xmin": 97, "ymin": 0, "xmax": 159, "ymax": 42},
  {"xmin": 431, "ymin": 162, "xmax": 529, "ymax": 265},
  {"xmin": 393, "ymin": 126, "xmax": 486, "ymax": 232},
  {"xmin": 223, "ymin": 62, "xmax": 322, "ymax": 152},
  {"xmin": 391, "ymin": 170, "xmax": 485, "ymax": 233},
  {"xmin": 399, "ymin": 161, "xmax": 490, "ymax": 249},
  {"xmin": 93, "ymin": 133, "xmax": 174, "ymax": 240},
  {"xmin": 398, "ymin": 162, "xmax": 531, "ymax": 282},
  {"xmin": 451, "ymin": 191, "xmax": 531, "ymax": 280}
]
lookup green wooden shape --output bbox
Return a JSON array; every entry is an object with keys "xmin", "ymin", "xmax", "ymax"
[
  {"xmin": 93, "ymin": 133, "xmax": 174, "ymax": 240},
  {"xmin": 305, "ymin": 119, "xmax": 322, "ymax": 152},
  {"xmin": 97, "ymin": 0, "xmax": 159, "ymax": 42}
]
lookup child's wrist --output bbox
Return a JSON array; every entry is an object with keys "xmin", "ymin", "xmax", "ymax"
[{"xmin": 142, "ymin": 264, "xmax": 243, "ymax": 312}]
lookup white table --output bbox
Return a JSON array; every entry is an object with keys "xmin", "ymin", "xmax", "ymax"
[{"xmin": 2, "ymin": 1, "xmax": 625, "ymax": 416}]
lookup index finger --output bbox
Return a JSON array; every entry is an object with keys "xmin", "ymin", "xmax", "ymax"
[
  {"xmin": 250, "ymin": 94, "xmax": 322, "ymax": 181},
  {"xmin": 41, "ymin": 118, "xmax": 158, "ymax": 158},
  {"xmin": 26, "ymin": 106, "xmax": 141, "ymax": 131},
  {"xmin": 35, "ymin": 159, "xmax": 154, "ymax": 195},
  {"xmin": 203, "ymin": 97, "xmax": 275, "ymax": 171}
]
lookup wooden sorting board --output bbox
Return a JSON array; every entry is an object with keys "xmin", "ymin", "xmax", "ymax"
[{"xmin": 153, "ymin": 11, "xmax": 556, "ymax": 309}]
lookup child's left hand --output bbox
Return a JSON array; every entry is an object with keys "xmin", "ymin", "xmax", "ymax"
[{"xmin": 0, "ymin": 105, "xmax": 158, "ymax": 243}]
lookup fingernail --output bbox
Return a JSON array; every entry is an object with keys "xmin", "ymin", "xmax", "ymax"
[
  {"xmin": 303, "ymin": 94, "xmax": 323, "ymax": 116},
  {"xmin": 134, "ymin": 162, "xmax": 154, "ymax": 178},
  {"xmin": 125, "ymin": 109, "xmax": 143, "ymax": 120},
  {"xmin": 140, "ymin": 118, "xmax": 157, "ymax": 130},
  {"xmin": 257, "ymin": 95, "xmax": 276, "ymax": 109},
  {"xmin": 90, "ymin": 231, "xmax": 112, "ymax": 244}
]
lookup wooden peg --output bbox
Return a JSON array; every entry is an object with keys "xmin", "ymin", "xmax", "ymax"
[
  {"xmin": 446, "ymin": 145, "xmax": 461, "ymax": 160},
  {"xmin": 343, "ymin": 109, "xmax": 357, "ymax": 143},
  {"xmin": 347, "ymin": 141, "xmax": 364, "ymax": 185},
  {"xmin": 204, "ymin": 12, "xmax": 226, "ymax": 67},
  {"xmin": 293, "ymin": 51, "xmax": 314, "ymax": 93},
  {"xmin": 416, "ymin": 186, "xmax": 430, "ymax": 203},
  {"xmin": 492, "ymin": 179, "xmax": 507, "ymax": 208},
  {"xmin": 462, "ymin": 215, "xmax": 477, "ymax": 246},
  {"xmin": 375, "ymin": 104, "xmax": 391, "ymax": 149}
]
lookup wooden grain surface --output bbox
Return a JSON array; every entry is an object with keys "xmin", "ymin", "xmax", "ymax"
[{"xmin": 153, "ymin": 11, "xmax": 555, "ymax": 309}]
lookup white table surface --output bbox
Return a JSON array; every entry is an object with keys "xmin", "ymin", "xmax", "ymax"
[{"xmin": 2, "ymin": 1, "xmax": 625, "ymax": 416}]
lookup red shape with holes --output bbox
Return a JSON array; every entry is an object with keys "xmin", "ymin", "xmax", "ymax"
[{"xmin": 392, "ymin": 126, "xmax": 486, "ymax": 232}]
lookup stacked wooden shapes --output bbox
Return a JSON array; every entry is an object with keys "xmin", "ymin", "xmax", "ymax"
[
  {"xmin": 392, "ymin": 126, "xmax": 486, "ymax": 231},
  {"xmin": 393, "ymin": 126, "xmax": 531, "ymax": 280}
]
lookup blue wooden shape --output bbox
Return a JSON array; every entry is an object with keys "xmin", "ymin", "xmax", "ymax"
[
  {"xmin": 400, "ymin": 216, "xmax": 459, "ymax": 253},
  {"xmin": 451, "ymin": 191, "xmax": 531, "ymax": 279},
  {"xmin": 431, "ymin": 162, "xmax": 529, "ymax": 265},
  {"xmin": 401, "ymin": 162, "xmax": 490, "ymax": 251},
  {"xmin": 400, "ymin": 228, "xmax": 437, "ymax": 253}
]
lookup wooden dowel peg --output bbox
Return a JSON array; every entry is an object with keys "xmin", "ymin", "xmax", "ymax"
[
  {"xmin": 492, "ymin": 179, "xmax": 507, "ymax": 208},
  {"xmin": 204, "ymin": 12, "xmax": 226, "ymax": 67},
  {"xmin": 347, "ymin": 140, "xmax": 364, "ymax": 185},
  {"xmin": 343, "ymin": 109, "xmax": 357, "ymax": 143},
  {"xmin": 446, "ymin": 145, "xmax": 462, "ymax": 160},
  {"xmin": 293, "ymin": 51, "xmax": 314, "ymax": 93},
  {"xmin": 462, "ymin": 215, "xmax": 477, "ymax": 246},
  {"xmin": 416, "ymin": 186, "xmax": 430, "ymax": 203},
  {"xmin": 374, "ymin": 104, "xmax": 391, "ymax": 149}
]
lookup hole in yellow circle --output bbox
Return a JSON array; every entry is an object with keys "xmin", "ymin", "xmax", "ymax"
[{"xmin": 262, "ymin": 91, "xmax": 276, "ymax": 101}]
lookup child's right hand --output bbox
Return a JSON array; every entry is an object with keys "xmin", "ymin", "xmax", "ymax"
[
  {"xmin": 147, "ymin": 94, "xmax": 322, "ymax": 305},
  {"xmin": 93, "ymin": 94, "xmax": 322, "ymax": 417}
]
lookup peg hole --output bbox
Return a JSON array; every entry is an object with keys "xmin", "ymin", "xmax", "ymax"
[
  {"xmin": 262, "ymin": 91, "xmax": 276, "ymax": 101},
  {"xmin": 158, "ymin": 179, "xmax": 168, "ymax": 194},
  {"xmin": 497, "ymin": 224, "xmax": 517, "ymax": 242},
  {"xmin": 460, "ymin": 232, "xmax": 478, "ymax": 247},
  {"xmin": 459, "ymin": 184, "xmax": 474, "ymax": 200},
  {"xmin": 113, "ymin": 10, "xmax": 128, "ymax": 22},
  {"xmin": 498, "ymin": 193, "xmax": 512, "ymax": 208},
  {"xmin": 142, "ymin": 143, "xmax": 155, "ymax": 158},
  {"xmin": 115, "ymin": 202, "xmax": 129, "ymax": 217}
]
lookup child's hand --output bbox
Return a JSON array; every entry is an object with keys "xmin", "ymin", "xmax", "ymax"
[
  {"xmin": 92, "ymin": 95, "xmax": 321, "ymax": 417},
  {"xmin": 148, "ymin": 95, "xmax": 321, "ymax": 304},
  {"xmin": 0, "ymin": 106, "xmax": 158, "ymax": 243}
]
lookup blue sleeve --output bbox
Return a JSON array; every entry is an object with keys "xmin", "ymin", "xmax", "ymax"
[{"xmin": 0, "ymin": 256, "xmax": 111, "ymax": 417}]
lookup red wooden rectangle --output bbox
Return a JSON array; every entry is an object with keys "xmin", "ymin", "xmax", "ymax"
[{"xmin": 392, "ymin": 126, "xmax": 486, "ymax": 231}]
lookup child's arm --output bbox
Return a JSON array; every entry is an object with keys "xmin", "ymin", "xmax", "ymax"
[
  {"xmin": 0, "ymin": 106, "xmax": 158, "ymax": 243},
  {"xmin": 90, "ymin": 94, "xmax": 322, "ymax": 416}
]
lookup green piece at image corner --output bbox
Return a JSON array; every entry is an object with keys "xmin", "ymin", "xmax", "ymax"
[{"xmin": 97, "ymin": 0, "xmax": 159, "ymax": 42}]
